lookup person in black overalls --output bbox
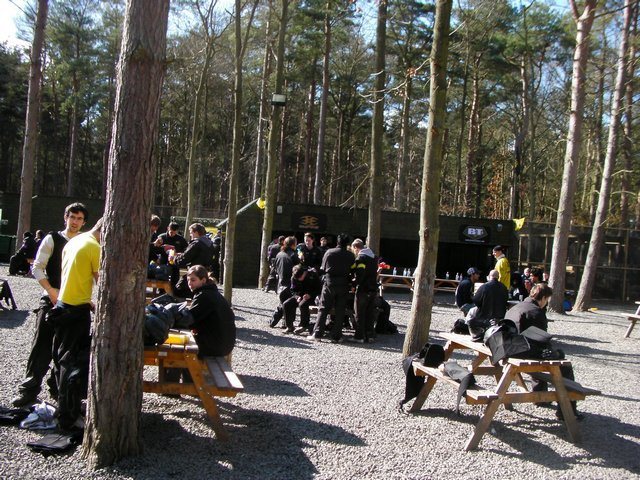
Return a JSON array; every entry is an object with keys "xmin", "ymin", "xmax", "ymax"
[
  {"xmin": 350, "ymin": 238, "xmax": 378, "ymax": 343},
  {"xmin": 309, "ymin": 233, "xmax": 355, "ymax": 343},
  {"xmin": 270, "ymin": 236, "xmax": 299, "ymax": 328}
]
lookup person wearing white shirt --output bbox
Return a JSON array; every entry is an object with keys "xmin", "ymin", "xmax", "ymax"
[{"xmin": 11, "ymin": 203, "xmax": 88, "ymax": 408}]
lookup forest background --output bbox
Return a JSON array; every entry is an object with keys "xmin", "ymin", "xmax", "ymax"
[{"xmin": 1, "ymin": 0, "xmax": 637, "ymax": 231}]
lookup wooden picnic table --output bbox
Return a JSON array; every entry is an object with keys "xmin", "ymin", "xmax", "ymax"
[
  {"xmin": 145, "ymin": 278, "xmax": 174, "ymax": 302},
  {"xmin": 409, "ymin": 332, "xmax": 600, "ymax": 451},
  {"xmin": 623, "ymin": 301, "xmax": 640, "ymax": 338},
  {"xmin": 378, "ymin": 274, "xmax": 459, "ymax": 294},
  {"xmin": 143, "ymin": 330, "xmax": 243, "ymax": 440}
]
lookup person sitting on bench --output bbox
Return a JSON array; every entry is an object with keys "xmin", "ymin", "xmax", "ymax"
[
  {"xmin": 9, "ymin": 231, "xmax": 38, "ymax": 275},
  {"xmin": 505, "ymin": 283, "xmax": 584, "ymax": 420},
  {"xmin": 185, "ymin": 265, "xmax": 236, "ymax": 357}
]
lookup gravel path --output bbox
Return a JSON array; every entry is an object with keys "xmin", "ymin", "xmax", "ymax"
[{"xmin": 1, "ymin": 264, "xmax": 639, "ymax": 479}]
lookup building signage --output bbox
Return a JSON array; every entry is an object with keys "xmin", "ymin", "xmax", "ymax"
[
  {"xmin": 292, "ymin": 213, "xmax": 327, "ymax": 232},
  {"xmin": 461, "ymin": 225, "xmax": 489, "ymax": 243}
]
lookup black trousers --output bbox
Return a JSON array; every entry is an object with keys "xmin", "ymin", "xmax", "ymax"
[
  {"xmin": 18, "ymin": 296, "xmax": 57, "ymax": 398},
  {"xmin": 313, "ymin": 283, "xmax": 349, "ymax": 340},
  {"xmin": 49, "ymin": 304, "xmax": 91, "ymax": 430},
  {"xmin": 354, "ymin": 289, "xmax": 376, "ymax": 341}
]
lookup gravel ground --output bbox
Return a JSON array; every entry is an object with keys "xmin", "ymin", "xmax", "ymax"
[{"xmin": 1, "ymin": 264, "xmax": 639, "ymax": 479}]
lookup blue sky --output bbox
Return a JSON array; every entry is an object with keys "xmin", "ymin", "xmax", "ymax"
[{"xmin": 0, "ymin": 0, "xmax": 30, "ymax": 47}]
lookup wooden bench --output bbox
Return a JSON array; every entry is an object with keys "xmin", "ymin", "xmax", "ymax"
[
  {"xmin": 143, "ymin": 330, "xmax": 243, "ymax": 440},
  {"xmin": 623, "ymin": 302, "xmax": 640, "ymax": 338},
  {"xmin": 410, "ymin": 332, "xmax": 601, "ymax": 451}
]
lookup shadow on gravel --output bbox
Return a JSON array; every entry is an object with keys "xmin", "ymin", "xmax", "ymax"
[
  {"xmin": 240, "ymin": 374, "xmax": 309, "ymax": 397},
  {"xmin": 0, "ymin": 309, "xmax": 30, "ymax": 329},
  {"xmin": 553, "ymin": 334, "xmax": 609, "ymax": 344},
  {"xmin": 234, "ymin": 304, "xmax": 275, "ymax": 319},
  {"xmin": 128, "ymin": 405, "xmax": 364, "ymax": 479},
  {"xmin": 483, "ymin": 411, "xmax": 640, "ymax": 475},
  {"xmin": 559, "ymin": 344, "xmax": 639, "ymax": 365}
]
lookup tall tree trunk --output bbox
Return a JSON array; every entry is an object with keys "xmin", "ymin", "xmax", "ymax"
[
  {"xmin": 258, "ymin": 0, "xmax": 289, "ymax": 288},
  {"xmin": 313, "ymin": 3, "xmax": 331, "ymax": 205},
  {"xmin": 548, "ymin": 0, "xmax": 597, "ymax": 313},
  {"xmin": 394, "ymin": 74, "xmax": 412, "ymax": 212},
  {"xmin": 620, "ymin": 2, "xmax": 637, "ymax": 230},
  {"xmin": 453, "ymin": 54, "xmax": 469, "ymax": 216},
  {"xmin": 301, "ymin": 58, "xmax": 317, "ymax": 203},
  {"xmin": 252, "ymin": 2, "xmax": 273, "ymax": 199},
  {"xmin": 82, "ymin": 0, "xmax": 169, "ymax": 468},
  {"xmin": 510, "ymin": 56, "xmax": 530, "ymax": 219},
  {"xmin": 574, "ymin": 0, "xmax": 631, "ymax": 311},
  {"xmin": 224, "ymin": 0, "xmax": 258, "ymax": 302},
  {"xmin": 16, "ymin": 0, "xmax": 48, "ymax": 243},
  {"xmin": 367, "ymin": 0, "xmax": 387, "ymax": 254},
  {"xmin": 185, "ymin": 37, "xmax": 214, "ymax": 230},
  {"xmin": 403, "ymin": 0, "xmax": 452, "ymax": 357},
  {"xmin": 464, "ymin": 65, "xmax": 480, "ymax": 217}
]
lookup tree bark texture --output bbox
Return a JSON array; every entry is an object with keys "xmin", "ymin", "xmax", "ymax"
[
  {"xmin": 574, "ymin": 0, "xmax": 631, "ymax": 311},
  {"xmin": 258, "ymin": 0, "xmax": 289, "ymax": 288},
  {"xmin": 367, "ymin": 0, "xmax": 387, "ymax": 255},
  {"xmin": 313, "ymin": 3, "xmax": 331, "ymax": 205},
  {"xmin": 547, "ymin": 0, "xmax": 597, "ymax": 313},
  {"xmin": 620, "ymin": 2, "xmax": 637, "ymax": 230},
  {"xmin": 252, "ymin": 1, "xmax": 273, "ymax": 200},
  {"xmin": 403, "ymin": 0, "xmax": 452, "ymax": 357},
  {"xmin": 464, "ymin": 64, "xmax": 480, "ymax": 217},
  {"xmin": 224, "ymin": 0, "xmax": 258, "ymax": 301},
  {"xmin": 394, "ymin": 74, "xmax": 412, "ymax": 212},
  {"xmin": 81, "ymin": 0, "xmax": 169, "ymax": 468},
  {"xmin": 16, "ymin": 0, "xmax": 48, "ymax": 243}
]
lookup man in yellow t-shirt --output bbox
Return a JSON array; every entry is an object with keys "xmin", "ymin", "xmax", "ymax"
[
  {"xmin": 492, "ymin": 245, "xmax": 511, "ymax": 291},
  {"xmin": 48, "ymin": 218, "xmax": 102, "ymax": 432}
]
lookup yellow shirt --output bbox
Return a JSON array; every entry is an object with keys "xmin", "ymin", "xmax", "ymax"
[
  {"xmin": 495, "ymin": 255, "xmax": 511, "ymax": 291},
  {"xmin": 58, "ymin": 232, "xmax": 101, "ymax": 306}
]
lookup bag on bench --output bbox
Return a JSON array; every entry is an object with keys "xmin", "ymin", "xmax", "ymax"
[
  {"xmin": 442, "ymin": 361, "xmax": 476, "ymax": 414},
  {"xmin": 399, "ymin": 343, "xmax": 446, "ymax": 409},
  {"xmin": 483, "ymin": 319, "xmax": 530, "ymax": 365}
]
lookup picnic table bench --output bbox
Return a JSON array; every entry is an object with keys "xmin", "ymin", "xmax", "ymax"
[
  {"xmin": 378, "ymin": 274, "xmax": 460, "ymax": 294},
  {"xmin": 145, "ymin": 279, "xmax": 174, "ymax": 303},
  {"xmin": 143, "ymin": 330, "xmax": 243, "ymax": 440},
  {"xmin": 409, "ymin": 332, "xmax": 600, "ymax": 451},
  {"xmin": 623, "ymin": 301, "xmax": 640, "ymax": 338}
]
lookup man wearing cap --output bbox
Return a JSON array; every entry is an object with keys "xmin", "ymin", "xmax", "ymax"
[
  {"xmin": 492, "ymin": 245, "xmax": 510, "ymax": 290},
  {"xmin": 455, "ymin": 267, "xmax": 480, "ymax": 315}
]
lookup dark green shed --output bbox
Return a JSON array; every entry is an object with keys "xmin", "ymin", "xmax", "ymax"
[{"xmin": 218, "ymin": 201, "xmax": 515, "ymax": 287}]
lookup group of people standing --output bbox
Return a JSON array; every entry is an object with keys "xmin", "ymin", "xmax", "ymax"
[{"xmin": 268, "ymin": 232, "xmax": 380, "ymax": 344}]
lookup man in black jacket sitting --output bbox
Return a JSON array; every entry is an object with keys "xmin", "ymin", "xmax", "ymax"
[
  {"xmin": 472, "ymin": 269, "xmax": 508, "ymax": 321},
  {"xmin": 455, "ymin": 267, "xmax": 480, "ymax": 315},
  {"xmin": 172, "ymin": 223, "xmax": 215, "ymax": 297}
]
